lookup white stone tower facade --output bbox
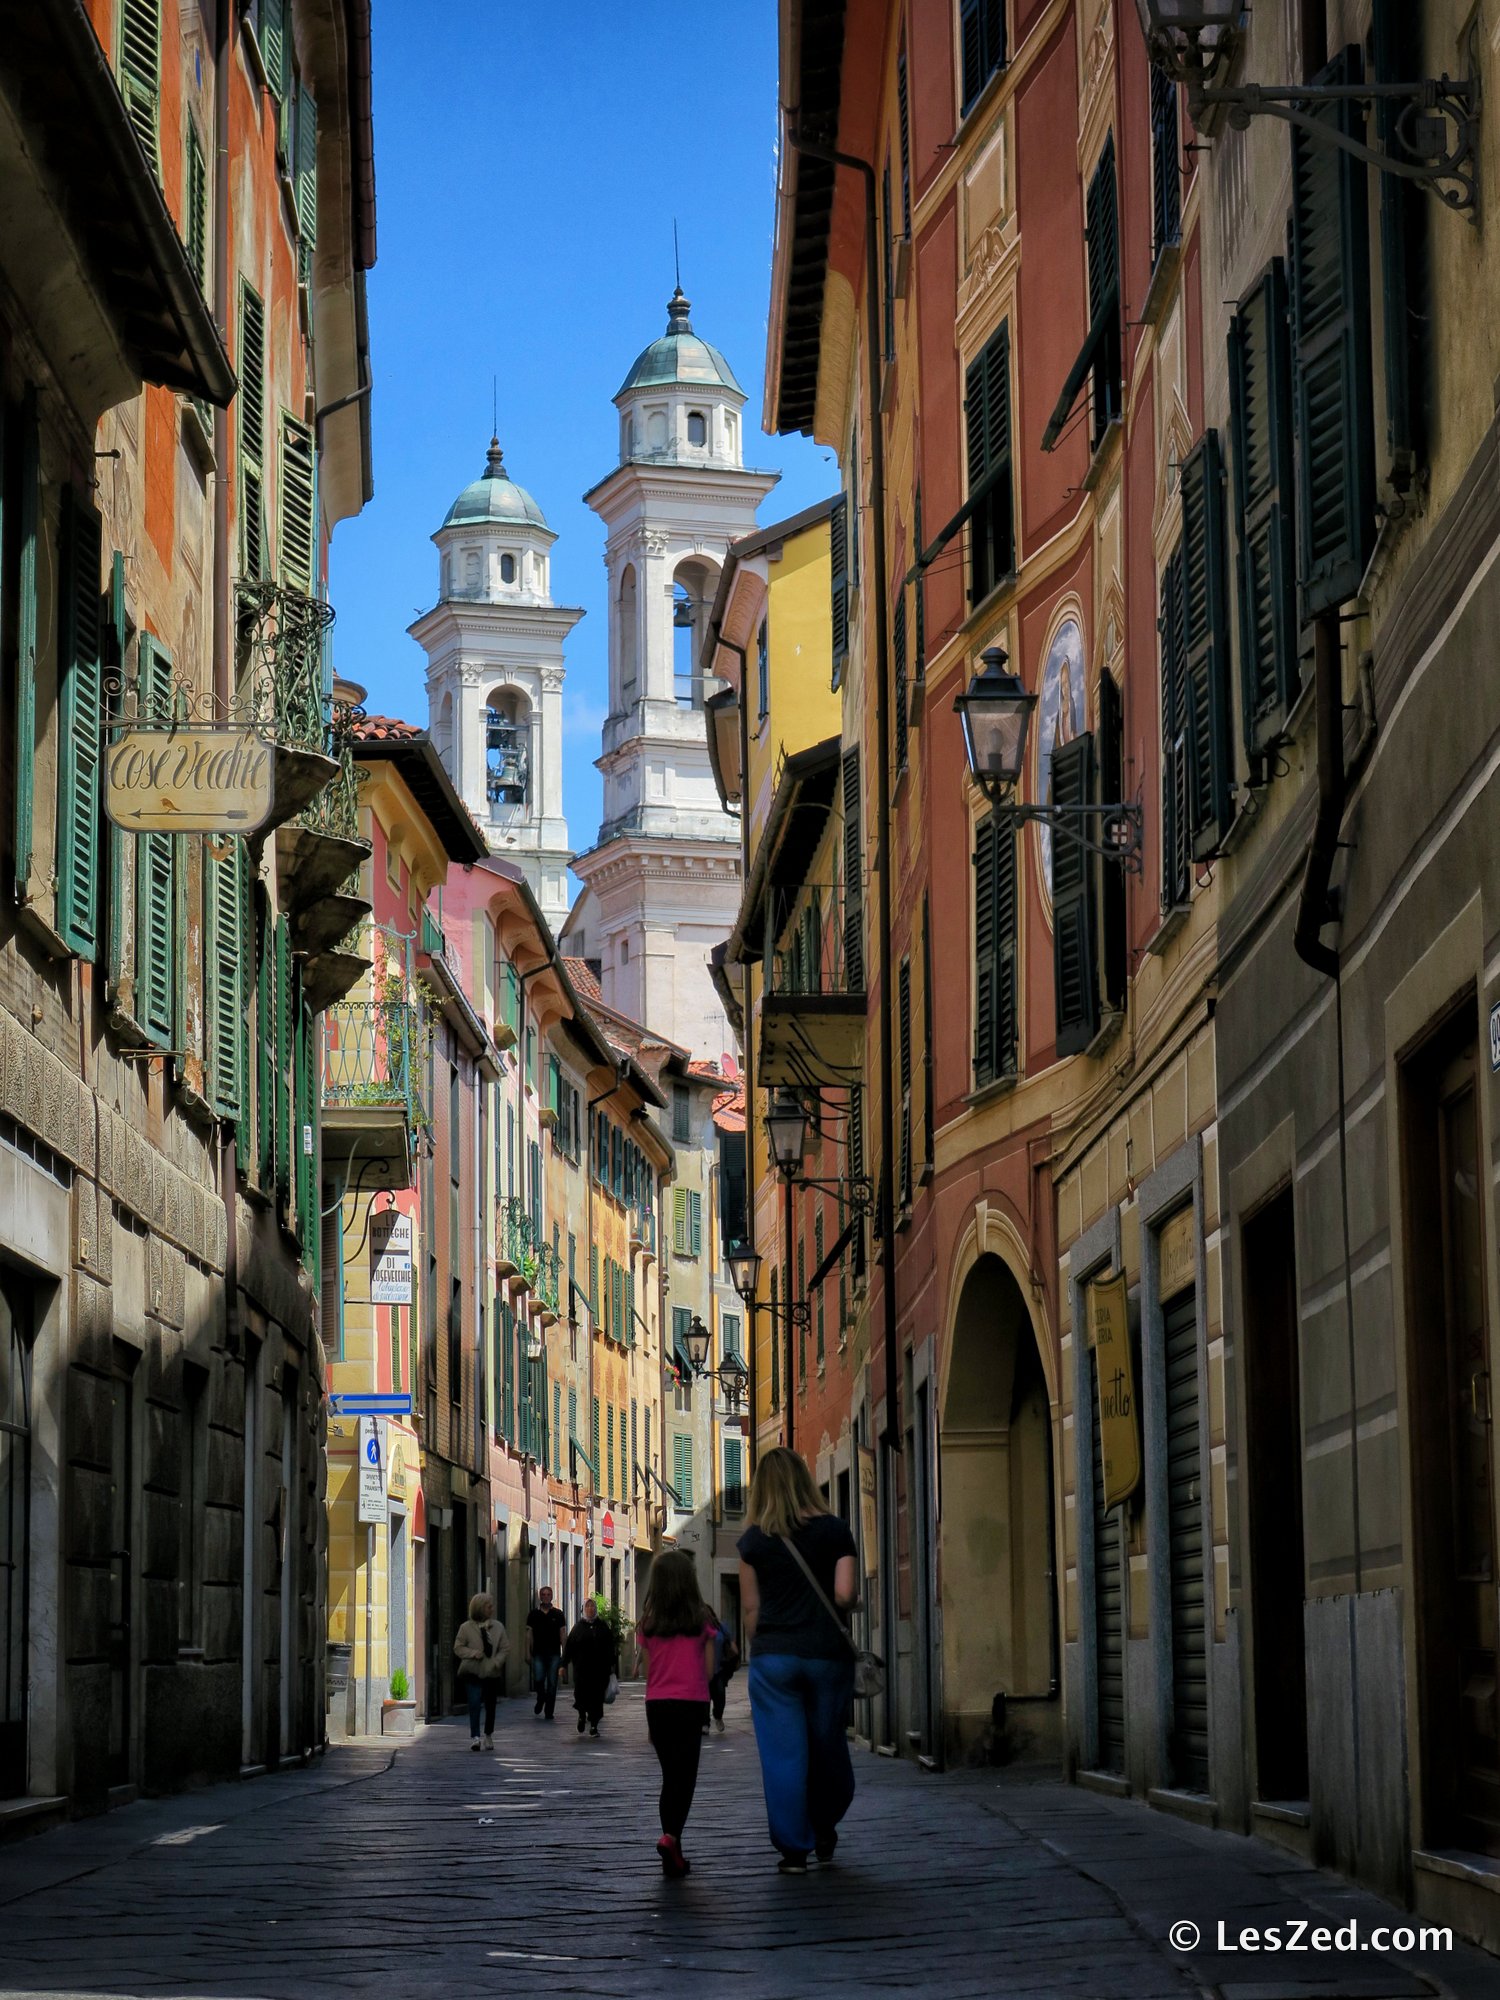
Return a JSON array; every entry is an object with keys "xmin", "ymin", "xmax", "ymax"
[
  {"xmin": 566, "ymin": 291, "xmax": 776, "ymax": 1059},
  {"xmin": 409, "ymin": 440, "xmax": 580, "ymax": 930}
]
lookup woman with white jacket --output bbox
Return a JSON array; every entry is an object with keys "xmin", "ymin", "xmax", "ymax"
[{"xmin": 453, "ymin": 1593, "xmax": 510, "ymax": 1750}]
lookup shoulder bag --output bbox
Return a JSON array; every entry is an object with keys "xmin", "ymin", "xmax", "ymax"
[{"xmin": 777, "ymin": 1531, "xmax": 885, "ymax": 1699}]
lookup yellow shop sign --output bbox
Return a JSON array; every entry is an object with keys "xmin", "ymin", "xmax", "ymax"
[{"xmin": 1088, "ymin": 1270, "xmax": 1141, "ymax": 1509}]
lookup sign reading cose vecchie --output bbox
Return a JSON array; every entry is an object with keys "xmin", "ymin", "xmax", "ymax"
[{"xmin": 104, "ymin": 724, "xmax": 276, "ymax": 834}]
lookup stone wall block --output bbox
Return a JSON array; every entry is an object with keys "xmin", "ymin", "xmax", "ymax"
[
  {"xmin": 65, "ymin": 1559, "xmax": 111, "ymax": 1649},
  {"xmin": 75, "ymin": 1078, "xmax": 96, "ymax": 1178},
  {"xmin": 141, "ymin": 1487, "xmax": 179, "ymax": 1585},
  {"xmin": 23, "ymin": 1031, "xmax": 46, "ymax": 1140},
  {"xmin": 66, "ymin": 1366, "xmax": 115, "ymax": 1471},
  {"xmin": 139, "ymin": 1571, "xmax": 179, "ymax": 1663},
  {"xmin": 64, "ymin": 1462, "xmax": 112, "ymax": 1562},
  {"xmin": 71, "ymin": 1273, "xmax": 111, "ymax": 1373},
  {"xmin": 202, "ymin": 1505, "xmax": 241, "ymax": 1584}
]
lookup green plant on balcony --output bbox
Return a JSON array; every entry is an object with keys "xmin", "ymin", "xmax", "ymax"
[{"xmin": 520, "ymin": 1249, "xmax": 539, "ymax": 1289}]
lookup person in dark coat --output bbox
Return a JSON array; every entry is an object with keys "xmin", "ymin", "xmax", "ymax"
[{"xmin": 563, "ymin": 1595, "xmax": 618, "ymax": 1737}]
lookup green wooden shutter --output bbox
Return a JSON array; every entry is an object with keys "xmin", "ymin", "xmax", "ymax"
[
  {"xmin": 294, "ymin": 83, "xmax": 318, "ymax": 282},
  {"xmin": 279, "ymin": 413, "xmax": 315, "ymax": 590},
  {"xmin": 973, "ymin": 812, "xmax": 1017, "ymax": 1087},
  {"xmin": 261, "ymin": 0, "xmax": 287, "ymax": 97},
  {"xmin": 841, "ymin": 748, "xmax": 863, "ymax": 990},
  {"xmin": 960, "ymin": 0, "xmax": 1005, "ymax": 114},
  {"xmin": 724, "ymin": 1437, "xmax": 744, "ymax": 1510},
  {"xmin": 1160, "ymin": 550, "xmax": 1191, "ymax": 907},
  {"xmin": 1372, "ymin": 0, "xmax": 1427, "ymax": 485},
  {"xmin": 1150, "ymin": 64, "xmax": 1180, "ymax": 264},
  {"xmin": 254, "ymin": 891, "xmax": 274, "ymax": 1184},
  {"xmin": 13, "ymin": 389, "xmax": 38, "ymax": 902},
  {"xmin": 184, "ymin": 119, "xmax": 208, "ymax": 291},
  {"xmin": 964, "ymin": 321, "xmax": 1013, "ymax": 604},
  {"xmin": 673, "ymin": 1187, "xmax": 688, "ymax": 1255},
  {"xmin": 56, "ymin": 488, "xmax": 104, "ymax": 957},
  {"xmin": 1290, "ymin": 47, "xmax": 1375, "ymax": 620},
  {"xmin": 1052, "ymin": 733, "xmax": 1098, "ymax": 1058},
  {"xmin": 898, "ymin": 957, "xmax": 912, "ymax": 1205},
  {"xmin": 206, "ymin": 840, "xmax": 245, "ymax": 1119},
  {"xmin": 1179, "ymin": 430, "xmax": 1232, "ymax": 854},
  {"xmin": 626, "ymin": 1269, "xmax": 635, "ymax": 1346},
  {"xmin": 612, "ymin": 1261, "xmax": 623, "ymax": 1342},
  {"xmin": 828, "ymin": 495, "xmax": 849, "ymax": 671},
  {"xmin": 105, "ymin": 551, "xmax": 129, "ymax": 981},
  {"xmin": 274, "ymin": 915, "xmax": 292, "ymax": 1202},
  {"xmin": 1096, "ymin": 672, "xmax": 1127, "ymax": 1012},
  {"xmin": 1228, "ymin": 260, "xmax": 1298, "ymax": 751},
  {"xmin": 134, "ymin": 639, "xmax": 176, "ymax": 1047},
  {"xmin": 1085, "ymin": 135, "xmax": 1122, "ymax": 445},
  {"xmin": 238, "ymin": 285, "xmax": 268, "ymax": 579},
  {"xmin": 892, "ymin": 589, "xmax": 908, "ymax": 771},
  {"xmin": 590, "ymin": 1242, "xmax": 599, "ymax": 1318},
  {"xmin": 689, "ymin": 1190, "xmax": 702, "ymax": 1255},
  {"xmin": 607, "ymin": 1401, "xmax": 616, "ymax": 1498},
  {"xmin": 119, "ymin": 0, "xmax": 161, "ymax": 177}
]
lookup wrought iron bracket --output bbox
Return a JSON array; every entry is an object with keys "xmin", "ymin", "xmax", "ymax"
[
  {"xmin": 1193, "ymin": 75, "xmax": 1479, "ymax": 214},
  {"xmin": 783, "ymin": 1170, "xmax": 878, "ymax": 1219},
  {"xmin": 985, "ymin": 797, "xmax": 1145, "ymax": 874}
]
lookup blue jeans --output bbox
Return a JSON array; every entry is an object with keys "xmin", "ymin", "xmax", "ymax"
[
  {"xmin": 748, "ymin": 1653, "xmax": 855, "ymax": 1858},
  {"xmin": 531, "ymin": 1655, "xmax": 560, "ymax": 1715},
  {"xmin": 465, "ymin": 1674, "xmax": 498, "ymax": 1738}
]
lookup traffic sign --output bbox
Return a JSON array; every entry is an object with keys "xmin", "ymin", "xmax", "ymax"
[
  {"xmin": 331, "ymin": 1394, "xmax": 413, "ymax": 1416},
  {"xmin": 357, "ymin": 1416, "xmax": 388, "ymax": 1525}
]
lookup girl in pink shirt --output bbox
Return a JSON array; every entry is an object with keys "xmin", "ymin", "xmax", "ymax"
[{"xmin": 634, "ymin": 1550, "xmax": 717, "ymax": 1876}]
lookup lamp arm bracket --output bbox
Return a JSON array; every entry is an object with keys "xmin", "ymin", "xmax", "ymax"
[
  {"xmin": 1196, "ymin": 77, "xmax": 1477, "ymax": 213},
  {"xmin": 991, "ymin": 799, "xmax": 1145, "ymax": 873}
]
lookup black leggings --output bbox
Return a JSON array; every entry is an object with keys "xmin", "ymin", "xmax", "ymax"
[{"xmin": 646, "ymin": 1699, "xmax": 709, "ymax": 1839}]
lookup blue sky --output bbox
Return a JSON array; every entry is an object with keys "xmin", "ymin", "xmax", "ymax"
[{"xmin": 329, "ymin": 0, "xmax": 835, "ymax": 856}]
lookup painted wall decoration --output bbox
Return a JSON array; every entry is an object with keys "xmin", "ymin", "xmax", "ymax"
[{"xmin": 1036, "ymin": 614, "xmax": 1086, "ymax": 907}]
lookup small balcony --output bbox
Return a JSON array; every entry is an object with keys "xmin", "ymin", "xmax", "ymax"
[
  {"xmin": 533, "ymin": 1242, "xmax": 561, "ymax": 1324},
  {"xmin": 629, "ymin": 1207, "xmax": 656, "ymax": 1261},
  {"xmin": 500, "ymin": 1196, "xmax": 538, "ymax": 1296},
  {"xmin": 759, "ymin": 878, "xmax": 867, "ymax": 1089},
  {"xmin": 322, "ymin": 995, "xmax": 422, "ymax": 1180},
  {"xmin": 280, "ymin": 705, "xmax": 372, "ymax": 979}
]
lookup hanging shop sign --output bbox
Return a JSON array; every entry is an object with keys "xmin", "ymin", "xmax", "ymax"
[
  {"xmin": 356, "ymin": 1416, "xmax": 389, "ymax": 1526},
  {"xmin": 601, "ymin": 1511, "xmax": 616, "ymax": 1549},
  {"xmin": 104, "ymin": 724, "xmax": 275, "ymax": 834},
  {"xmin": 1158, "ymin": 1204, "xmax": 1197, "ymax": 1300},
  {"xmin": 858, "ymin": 1445, "xmax": 879, "ymax": 1578},
  {"xmin": 1088, "ymin": 1270, "xmax": 1141, "ymax": 1510},
  {"xmin": 370, "ymin": 1209, "xmax": 414, "ymax": 1304}
]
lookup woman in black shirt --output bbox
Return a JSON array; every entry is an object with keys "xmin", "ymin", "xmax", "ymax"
[{"xmin": 737, "ymin": 1447, "xmax": 859, "ymax": 1873}]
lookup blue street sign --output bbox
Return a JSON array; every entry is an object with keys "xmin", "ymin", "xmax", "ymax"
[{"xmin": 330, "ymin": 1394, "xmax": 413, "ymax": 1416}]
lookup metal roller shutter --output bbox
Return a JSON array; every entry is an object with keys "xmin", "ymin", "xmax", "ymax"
[
  {"xmin": 1092, "ymin": 1377, "xmax": 1125, "ymax": 1772},
  {"xmin": 1165, "ymin": 1289, "xmax": 1209, "ymax": 1791}
]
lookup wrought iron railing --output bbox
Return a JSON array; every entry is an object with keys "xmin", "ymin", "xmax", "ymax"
[
  {"xmin": 298, "ymin": 701, "xmax": 366, "ymax": 842},
  {"xmin": 762, "ymin": 879, "xmax": 861, "ymax": 998},
  {"xmin": 535, "ymin": 1242, "xmax": 560, "ymax": 1315},
  {"xmin": 322, "ymin": 996, "xmax": 420, "ymax": 1126},
  {"xmin": 420, "ymin": 907, "xmax": 448, "ymax": 960},
  {"xmin": 501, "ymin": 1196, "xmax": 539, "ymax": 1284},
  {"xmin": 235, "ymin": 578, "xmax": 335, "ymax": 754}
]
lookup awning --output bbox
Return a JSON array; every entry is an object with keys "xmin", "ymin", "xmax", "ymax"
[
  {"xmin": 0, "ymin": 0, "xmax": 235, "ymax": 408},
  {"xmin": 568, "ymin": 1434, "xmax": 597, "ymax": 1482}
]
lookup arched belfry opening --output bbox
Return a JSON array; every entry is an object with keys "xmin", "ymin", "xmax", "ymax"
[
  {"xmin": 672, "ymin": 556, "xmax": 719, "ymax": 708},
  {"xmin": 940, "ymin": 1252, "xmax": 1059, "ymax": 1765},
  {"xmin": 485, "ymin": 688, "xmax": 531, "ymax": 818}
]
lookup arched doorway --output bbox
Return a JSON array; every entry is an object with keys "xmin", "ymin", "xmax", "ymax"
[{"xmin": 940, "ymin": 1252, "xmax": 1059, "ymax": 1765}]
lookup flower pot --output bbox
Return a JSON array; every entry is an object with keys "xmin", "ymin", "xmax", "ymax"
[{"xmin": 380, "ymin": 1698, "xmax": 418, "ymax": 1736}]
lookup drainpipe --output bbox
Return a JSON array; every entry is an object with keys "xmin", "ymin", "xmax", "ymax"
[{"xmin": 786, "ymin": 129, "xmax": 898, "ymax": 1747}]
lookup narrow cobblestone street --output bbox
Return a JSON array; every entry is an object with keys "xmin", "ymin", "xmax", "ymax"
[{"xmin": 1, "ymin": 1691, "xmax": 1495, "ymax": 2000}]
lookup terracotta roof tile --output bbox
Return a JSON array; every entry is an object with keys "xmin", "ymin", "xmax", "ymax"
[
  {"xmin": 562, "ymin": 955, "xmax": 605, "ymax": 1007},
  {"xmin": 352, "ymin": 713, "xmax": 423, "ymax": 742},
  {"xmin": 712, "ymin": 1078, "xmax": 746, "ymax": 1134}
]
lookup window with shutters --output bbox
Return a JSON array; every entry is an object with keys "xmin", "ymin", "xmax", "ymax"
[
  {"xmin": 972, "ymin": 810, "xmax": 1018, "ymax": 1088},
  {"xmin": 828, "ymin": 494, "xmax": 850, "ymax": 679},
  {"xmin": 1228, "ymin": 262, "xmax": 1298, "ymax": 755},
  {"xmin": 689, "ymin": 1189, "xmax": 702, "ymax": 1255},
  {"xmin": 724, "ymin": 1437, "xmax": 745, "ymax": 1513},
  {"xmin": 672, "ymin": 1084, "xmax": 692, "ymax": 1144},
  {"xmin": 814, "ymin": 1211, "xmax": 826, "ymax": 1368},
  {"xmin": 841, "ymin": 749, "xmax": 864, "ymax": 993},
  {"xmin": 1372, "ymin": 0, "xmax": 1428, "ymax": 490},
  {"xmin": 1051, "ymin": 735, "xmax": 1100, "ymax": 1058},
  {"xmin": 1150, "ymin": 66, "xmax": 1181, "ymax": 267},
  {"xmin": 1043, "ymin": 138, "xmax": 1122, "ymax": 455},
  {"xmin": 893, "ymin": 589, "xmax": 909, "ymax": 773},
  {"xmin": 898, "ymin": 957, "xmax": 913, "ymax": 1208},
  {"xmin": 279, "ymin": 414, "xmax": 315, "ymax": 590},
  {"xmin": 1177, "ymin": 431, "xmax": 1233, "ymax": 859},
  {"xmin": 238, "ymin": 285, "xmax": 268, "ymax": 580},
  {"xmin": 592, "ymin": 1395, "xmax": 600, "ymax": 1477},
  {"xmin": 920, "ymin": 893, "xmax": 935, "ymax": 1169},
  {"xmin": 897, "ymin": 36, "xmax": 912, "ymax": 238},
  {"xmin": 607, "ymin": 1402, "xmax": 616, "ymax": 1502},
  {"xmin": 963, "ymin": 322, "xmax": 1014, "ymax": 606},
  {"xmin": 1096, "ymin": 674, "xmax": 1128, "ymax": 1014},
  {"xmin": 134, "ymin": 639, "xmax": 178, "ymax": 1048},
  {"xmin": 206, "ymin": 839, "xmax": 246, "ymax": 1119},
  {"xmin": 1291, "ymin": 48, "xmax": 1375, "ymax": 621},
  {"xmin": 673, "ymin": 1434, "xmax": 694, "ymax": 1512},
  {"xmin": 119, "ymin": 0, "xmax": 161, "ymax": 177},
  {"xmin": 184, "ymin": 118, "xmax": 209, "ymax": 294},
  {"xmin": 959, "ymin": 0, "xmax": 1007, "ymax": 116},
  {"xmin": 722, "ymin": 1312, "xmax": 742, "ymax": 1360},
  {"xmin": 292, "ymin": 83, "xmax": 318, "ymax": 285},
  {"xmin": 1159, "ymin": 547, "xmax": 1190, "ymax": 908},
  {"xmin": 56, "ymin": 489, "xmax": 104, "ymax": 958}
]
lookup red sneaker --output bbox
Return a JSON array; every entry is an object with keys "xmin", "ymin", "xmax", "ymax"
[{"xmin": 657, "ymin": 1835, "xmax": 690, "ymax": 1878}]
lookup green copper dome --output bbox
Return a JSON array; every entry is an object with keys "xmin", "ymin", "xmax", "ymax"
[
  {"xmin": 442, "ymin": 439, "xmax": 548, "ymax": 529},
  {"xmin": 616, "ymin": 290, "xmax": 743, "ymax": 398}
]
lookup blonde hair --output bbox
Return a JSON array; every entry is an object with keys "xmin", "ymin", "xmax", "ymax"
[
  {"xmin": 468, "ymin": 1592, "xmax": 495, "ymax": 1623},
  {"xmin": 747, "ymin": 1447, "xmax": 829, "ymax": 1539}
]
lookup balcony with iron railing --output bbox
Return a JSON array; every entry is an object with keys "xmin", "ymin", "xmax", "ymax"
[
  {"xmin": 758, "ymin": 878, "xmax": 866, "ymax": 1089},
  {"xmin": 321, "ymin": 992, "xmax": 423, "ymax": 1179},
  {"xmin": 629, "ymin": 1207, "xmax": 657, "ymax": 1260},
  {"xmin": 532, "ymin": 1242, "xmax": 561, "ymax": 1322},
  {"xmin": 498, "ymin": 1195, "xmax": 539, "ymax": 1291}
]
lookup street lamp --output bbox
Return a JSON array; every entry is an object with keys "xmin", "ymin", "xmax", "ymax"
[
  {"xmin": 684, "ymin": 1312, "xmax": 712, "ymax": 1375},
  {"xmin": 717, "ymin": 1349, "xmax": 749, "ymax": 1411},
  {"xmin": 953, "ymin": 647, "xmax": 1034, "ymax": 800},
  {"xmin": 727, "ymin": 1243, "xmax": 762, "ymax": 1303},
  {"xmin": 765, "ymin": 1090, "xmax": 809, "ymax": 1178},
  {"xmin": 1133, "ymin": 0, "xmax": 1478, "ymax": 214},
  {"xmin": 956, "ymin": 647, "xmax": 1144, "ymax": 872}
]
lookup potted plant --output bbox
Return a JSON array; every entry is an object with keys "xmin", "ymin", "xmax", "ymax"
[{"xmin": 381, "ymin": 1667, "xmax": 418, "ymax": 1735}]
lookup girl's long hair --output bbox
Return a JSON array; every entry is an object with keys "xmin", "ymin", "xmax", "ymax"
[
  {"xmin": 747, "ymin": 1446, "xmax": 829, "ymax": 1540},
  {"xmin": 638, "ymin": 1550, "xmax": 707, "ymax": 1639}
]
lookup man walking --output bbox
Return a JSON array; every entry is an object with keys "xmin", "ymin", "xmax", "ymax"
[{"xmin": 525, "ymin": 1585, "xmax": 567, "ymax": 1720}]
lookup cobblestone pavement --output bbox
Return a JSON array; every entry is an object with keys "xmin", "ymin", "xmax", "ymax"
[{"xmin": 1, "ymin": 1686, "xmax": 1495, "ymax": 1999}]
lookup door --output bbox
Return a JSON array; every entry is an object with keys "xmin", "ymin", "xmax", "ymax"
[
  {"xmin": 1243, "ymin": 1187, "xmax": 1309, "ymax": 1801},
  {"xmin": 0, "ymin": 1279, "xmax": 33, "ymax": 1799},
  {"xmin": 1406, "ymin": 1024, "xmax": 1499, "ymax": 1852},
  {"xmin": 1165, "ymin": 1290, "xmax": 1209, "ymax": 1792},
  {"xmin": 911, "ymin": 1380, "xmax": 938, "ymax": 1756},
  {"xmin": 1091, "ymin": 1366, "xmax": 1125, "ymax": 1772},
  {"xmin": 389, "ymin": 1510, "xmax": 408, "ymax": 1684},
  {"xmin": 108, "ymin": 1347, "xmax": 137, "ymax": 1786},
  {"xmin": 278, "ymin": 1374, "xmax": 297, "ymax": 1758}
]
